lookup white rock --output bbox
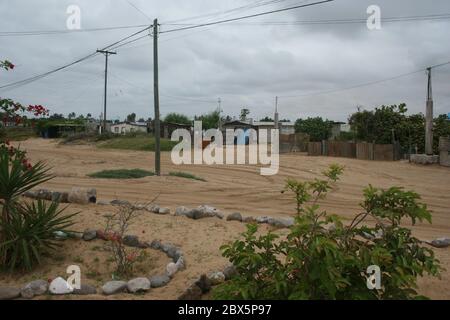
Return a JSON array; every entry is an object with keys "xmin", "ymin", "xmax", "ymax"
[
  {"xmin": 158, "ymin": 207, "xmax": 171, "ymax": 215},
  {"xmin": 147, "ymin": 204, "xmax": 160, "ymax": 213},
  {"xmin": 175, "ymin": 256, "xmax": 186, "ymax": 271},
  {"xmin": 127, "ymin": 278, "xmax": 151, "ymax": 293},
  {"xmin": 49, "ymin": 277, "xmax": 73, "ymax": 295},
  {"xmin": 166, "ymin": 262, "xmax": 178, "ymax": 278},
  {"xmin": 175, "ymin": 206, "xmax": 190, "ymax": 216},
  {"xmin": 68, "ymin": 187, "xmax": 97, "ymax": 205},
  {"xmin": 207, "ymin": 272, "xmax": 226, "ymax": 286},
  {"xmin": 256, "ymin": 216, "xmax": 271, "ymax": 224}
]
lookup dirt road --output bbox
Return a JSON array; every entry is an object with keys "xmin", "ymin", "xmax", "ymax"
[{"xmin": 8, "ymin": 139, "xmax": 450, "ymax": 299}]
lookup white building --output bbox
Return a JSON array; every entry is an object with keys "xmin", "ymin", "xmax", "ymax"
[
  {"xmin": 253, "ymin": 121, "xmax": 296, "ymax": 135},
  {"xmin": 110, "ymin": 122, "xmax": 148, "ymax": 135}
]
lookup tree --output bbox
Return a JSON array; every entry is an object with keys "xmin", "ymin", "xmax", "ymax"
[
  {"xmin": 260, "ymin": 116, "xmax": 274, "ymax": 122},
  {"xmin": 240, "ymin": 108, "xmax": 250, "ymax": 121},
  {"xmin": 433, "ymin": 114, "xmax": 450, "ymax": 152},
  {"xmin": 68, "ymin": 112, "xmax": 76, "ymax": 120},
  {"xmin": 223, "ymin": 115, "xmax": 232, "ymax": 123},
  {"xmin": 164, "ymin": 113, "xmax": 192, "ymax": 125},
  {"xmin": 295, "ymin": 117, "xmax": 332, "ymax": 142},
  {"xmin": 49, "ymin": 113, "xmax": 65, "ymax": 120},
  {"xmin": 127, "ymin": 113, "xmax": 136, "ymax": 123},
  {"xmin": 348, "ymin": 104, "xmax": 450, "ymax": 154},
  {"xmin": 137, "ymin": 118, "xmax": 145, "ymax": 123},
  {"xmin": 195, "ymin": 110, "xmax": 220, "ymax": 130}
]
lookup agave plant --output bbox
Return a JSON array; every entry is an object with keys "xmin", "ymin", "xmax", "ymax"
[
  {"xmin": 0, "ymin": 146, "xmax": 77, "ymax": 270},
  {"xmin": 0, "ymin": 146, "xmax": 53, "ymax": 208},
  {"xmin": 0, "ymin": 200, "xmax": 78, "ymax": 270}
]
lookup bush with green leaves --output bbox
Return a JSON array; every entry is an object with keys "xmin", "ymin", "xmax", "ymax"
[
  {"xmin": 0, "ymin": 135, "xmax": 76, "ymax": 271},
  {"xmin": 214, "ymin": 164, "xmax": 441, "ymax": 300},
  {"xmin": 0, "ymin": 200, "xmax": 77, "ymax": 271}
]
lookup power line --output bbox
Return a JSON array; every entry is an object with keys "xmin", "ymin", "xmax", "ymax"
[
  {"xmin": 163, "ymin": 13, "xmax": 450, "ymax": 26},
  {"xmin": 162, "ymin": 0, "xmax": 292, "ymax": 25},
  {"xmin": 279, "ymin": 61, "xmax": 450, "ymax": 99},
  {"xmin": 110, "ymin": 34, "xmax": 151, "ymax": 51},
  {"xmin": 3, "ymin": 12, "xmax": 449, "ymax": 39},
  {"xmin": 109, "ymin": 71, "xmax": 217, "ymax": 104},
  {"xmin": 0, "ymin": 1, "xmax": 331, "ymax": 90},
  {"xmin": 123, "ymin": 0, "xmax": 153, "ymax": 22},
  {"xmin": 160, "ymin": 0, "xmax": 335, "ymax": 34},
  {"xmin": 0, "ymin": 26, "xmax": 151, "ymax": 91},
  {"xmin": 0, "ymin": 24, "xmax": 149, "ymax": 37}
]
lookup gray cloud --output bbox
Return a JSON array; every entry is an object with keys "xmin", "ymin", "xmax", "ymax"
[{"xmin": 1, "ymin": 0, "xmax": 449, "ymax": 122}]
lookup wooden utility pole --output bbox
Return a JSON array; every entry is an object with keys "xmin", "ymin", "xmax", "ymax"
[
  {"xmin": 218, "ymin": 98, "xmax": 222, "ymax": 130},
  {"xmin": 274, "ymin": 96, "xmax": 279, "ymax": 130},
  {"xmin": 425, "ymin": 67, "xmax": 433, "ymax": 155},
  {"xmin": 153, "ymin": 19, "xmax": 161, "ymax": 176},
  {"xmin": 97, "ymin": 49, "xmax": 117, "ymax": 133}
]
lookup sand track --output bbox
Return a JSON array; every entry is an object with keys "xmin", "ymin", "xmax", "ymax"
[{"xmin": 4, "ymin": 138, "xmax": 449, "ymax": 299}]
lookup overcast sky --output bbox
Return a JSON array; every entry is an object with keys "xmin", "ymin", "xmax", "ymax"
[{"xmin": 1, "ymin": 0, "xmax": 449, "ymax": 122}]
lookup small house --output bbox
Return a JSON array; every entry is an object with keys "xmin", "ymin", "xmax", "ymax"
[{"xmin": 110, "ymin": 122, "xmax": 149, "ymax": 135}]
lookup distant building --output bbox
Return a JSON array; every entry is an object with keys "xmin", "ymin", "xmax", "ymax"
[
  {"xmin": 253, "ymin": 121, "xmax": 295, "ymax": 136},
  {"xmin": 222, "ymin": 107, "xmax": 295, "ymax": 144},
  {"xmin": 222, "ymin": 120, "xmax": 255, "ymax": 145},
  {"xmin": 110, "ymin": 122, "xmax": 149, "ymax": 135},
  {"xmin": 330, "ymin": 122, "xmax": 351, "ymax": 140},
  {"xmin": 148, "ymin": 121, "xmax": 192, "ymax": 139}
]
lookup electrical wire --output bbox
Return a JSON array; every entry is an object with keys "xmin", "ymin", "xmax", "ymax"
[
  {"xmin": 0, "ymin": 26, "xmax": 151, "ymax": 91},
  {"xmin": 109, "ymin": 71, "xmax": 217, "ymax": 104},
  {"xmin": 279, "ymin": 61, "xmax": 450, "ymax": 99},
  {"xmin": 160, "ymin": 0, "xmax": 335, "ymax": 34},
  {"xmin": 0, "ymin": 24, "xmax": 149, "ymax": 37}
]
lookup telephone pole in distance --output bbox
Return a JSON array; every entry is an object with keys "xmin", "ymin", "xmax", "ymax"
[{"xmin": 97, "ymin": 49, "xmax": 117, "ymax": 133}]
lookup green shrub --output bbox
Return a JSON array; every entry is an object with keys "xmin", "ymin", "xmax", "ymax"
[
  {"xmin": 0, "ymin": 200, "xmax": 77, "ymax": 271},
  {"xmin": 89, "ymin": 169, "xmax": 154, "ymax": 179},
  {"xmin": 213, "ymin": 165, "xmax": 442, "ymax": 300},
  {"xmin": 0, "ymin": 146, "xmax": 77, "ymax": 271},
  {"xmin": 169, "ymin": 171, "xmax": 206, "ymax": 182}
]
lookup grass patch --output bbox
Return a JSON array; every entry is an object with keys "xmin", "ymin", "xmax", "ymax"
[
  {"xmin": 169, "ymin": 171, "xmax": 206, "ymax": 182},
  {"xmin": 0, "ymin": 127, "xmax": 37, "ymax": 141},
  {"xmin": 98, "ymin": 134, "xmax": 177, "ymax": 152},
  {"xmin": 89, "ymin": 169, "xmax": 155, "ymax": 179}
]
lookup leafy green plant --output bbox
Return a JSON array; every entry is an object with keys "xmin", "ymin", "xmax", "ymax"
[
  {"xmin": 0, "ymin": 200, "xmax": 77, "ymax": 271},
  {"xmin": 214, "ymin": 165, "xmax": 442, "ymax": 300},
  {"xmin": 0, "ymin": 147, "xmax": 53, "ymax": 206},
  {"xmin": 0, "ymin": 60, "xmax": 72, "ymax": 271},
  {"xmin": 283, "ymin": 164, "xmax": 344, "ymax": 215}
]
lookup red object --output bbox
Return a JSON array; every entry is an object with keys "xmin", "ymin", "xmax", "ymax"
[{"xmin": 202, "ymin": 140, "xmax": 211, "ymax": 150}]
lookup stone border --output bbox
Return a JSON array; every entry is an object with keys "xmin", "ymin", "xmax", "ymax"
[
  {"xmin": 177, "ymin": 265, "xmax": 238, "ymax": 300},
  {"xmin": 0, "ymin": 231, "xmax": 186, "ymax": 300},
  {"xmin": 101, "ymin": 199, "xmax": 296, "ymax": 229},
  {"xmin": 102, "ymin": 200, "xmax": 450, "ymax": 248}
]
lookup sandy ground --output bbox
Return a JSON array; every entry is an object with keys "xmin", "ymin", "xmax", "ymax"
[{"xmin": 2, "ymin": 138, "xmax": 449, "ymax": 300}]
